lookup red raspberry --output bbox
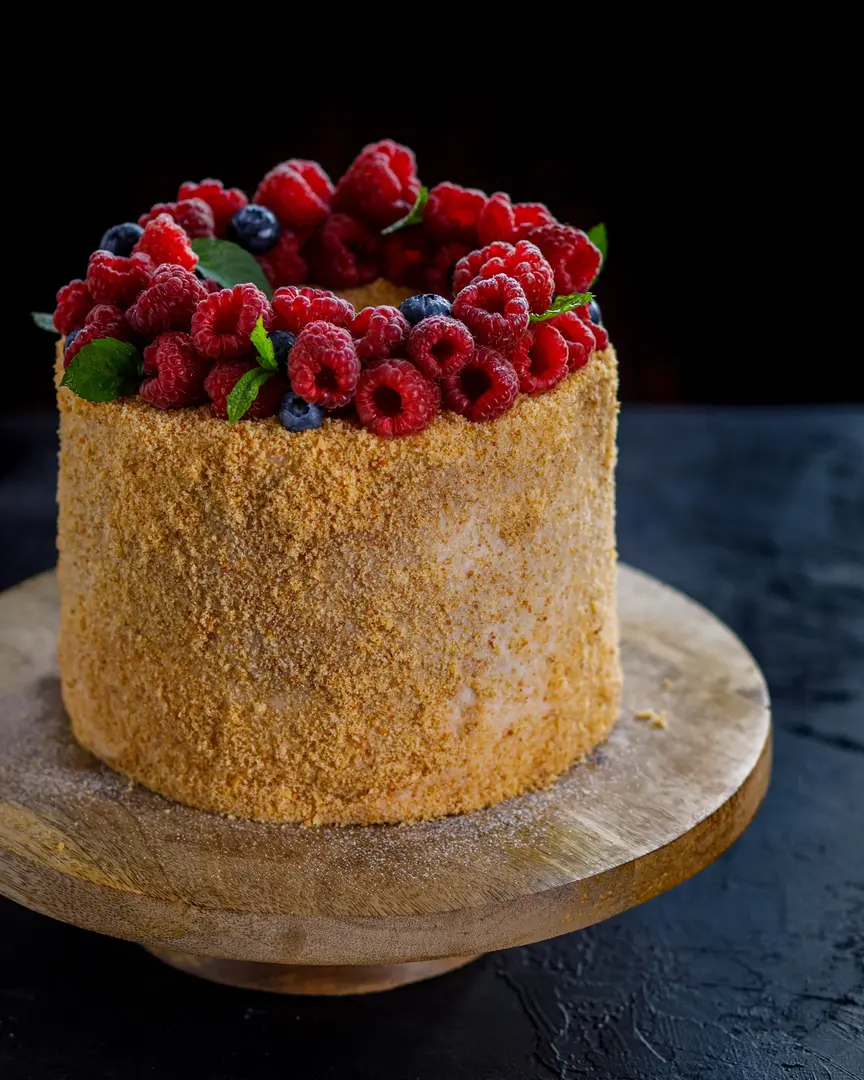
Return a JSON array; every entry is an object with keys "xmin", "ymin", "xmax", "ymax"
[
  {"xmin": 477, "ymin": 193, "xmax": 556, "ymax": 246},
  {"xmin": 253, "ymin": 159, "xmax": 333, "ymax": 230},
  {"xmin": 355, "ymin": 359, "xmax": 440, "ymax": 437},
  {"xmin": 453, "ymin": 240, "xmax": 554, "ymax": 316},
  {"xmin": 422, "ymin": 243, "xmax": 469, "ymax": 299},
  {"xmin": 191, "ymin": 284, "xmax": 273, "ymax": 360},
  {"xmin": 349, "ymin": 305, "xmax": 410, "ymax": 364},
  {"xmin": 552, "ymin": 312, "xmax": 597, "ymax": 370},
  {"xmin": 334, "ymin": 140, "xmax": 420, "ymax": 229},
  {"xmin": 84, "ymin": 303, "xmax": 133, "ymax": 340},
  {"xmin": 526, "ymin": 225, "xmax": 602, "ymax": 294},
  {"xmin": 451, "ymin": 273, "xmax": 530, "ymax": 350},
  {"xmin": 133, "ymin": 214, "xmax": 198, "ymax": 273},
  {"xmin": 288, "ymin": 321, "xmax": 360, "ymax": 409},
  {"xmin": 138, "ymin": 198, "xmax": 215, "ymax": 239},
  {"xmin": 204, "ymin": 359, "xmax": 288, "ymax": 420},
  {"xmin": 63, "ymin": 325, "xmax": 97, "ymax": 367},
  {"xmin": 441, "ymin": 346, "xmax": 519, "ymax": 423},
  {"xmin": 199, "ymin": 277, "xmax": 222, "ymax": 294},
  {"xmin": 271, "ymin": 286, "xmax": 355, "ymax": 336},
  {"xmin": 380, "ymin": 229, "xmax": 430, "ymax": 290},
  {"xmin": 425, "ymin": 182, "xmax": 487, "ymax": 245},
  {"xmin": 177, "ymin": 178, "xmax": 248, "ymax": 237},
  {"xmin": 127, "ymin": 265, "xmax": 207, "ymax": 336},
  {"xmin": 256, "ymin": 229, "xmax": 308, "ymax": 289},
  {"xmin": 140, "ymin": 332, "xmax": 211, "ymax": 409},
  {"xmin": 573, "ymin": 305, "xmax": 610, "ymax": 350},
  {"xmin": 407, "ymin": 316, "xmax": 474, "ymax": 381},
  {"xmin": 86, "ymin": 250, "xmax": 153, "ymax": 307},
  {"xmin": 54, "ymin": 279, "xmax": 94, "ymax": 334},
  {"xmin": 511, "ymin": 324, "xmax": 570, "ymax": 393},
  {"xmin": 305, "ymin": 213, "xmax": 379, "ymax": 289}
]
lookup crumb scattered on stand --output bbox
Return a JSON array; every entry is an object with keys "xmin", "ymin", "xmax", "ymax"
[
  {"xmin": 55, "ymin": 842, "xmax": 65, "ymax": 852},
  {"xmin": 635, "ymin": 707, "xmax": 667, "ymax": 729},
  {"xmin": 662, "ymin": 678, "xmax": 673, "ymax": 690}
]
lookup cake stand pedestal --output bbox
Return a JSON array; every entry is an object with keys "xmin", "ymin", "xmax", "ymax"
[{"xmin": 0, "ymin": 566, "xmax": 771, "ymax": 996}]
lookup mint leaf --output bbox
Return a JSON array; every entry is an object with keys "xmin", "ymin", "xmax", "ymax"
[
  {"xmin": 32, "ymin": 312, "xmax": 57, "ymax": 333},
  {"xmin": 190, "ymin": 238, "xmax": 273, "ymax": 299},
  {"xmin": 530, "ymin": 292, "xmax": 594, "ymax": 323},
  {"xmin": 226, "ymin": 367, "xmax": 276, "ymax": 423},
  {"xmin": 60, "ymin": 337, "xmax": 142, "ymax": 403},
  {"xmin": 250, "ymin": 316, "xmax": 277, "ymax": 370},
  {"xmin": 587, "ymin": 222, "xmax": 608, "ymax": 262},
  {"xmin": 381, "ymin": 185, "xmax": 429, "ymax": 235}
]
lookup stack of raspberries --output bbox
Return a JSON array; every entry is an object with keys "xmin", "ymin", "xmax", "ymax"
[{"xmin": 53, "ymin": 140, "xmax": 608, "ymax": 438}]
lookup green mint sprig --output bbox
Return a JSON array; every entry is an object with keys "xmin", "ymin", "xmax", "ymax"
[
  {"xmin": 60, "ymin": 338, "xmax": 143, "ymax": 403},
  {"xmin": 586, "ymin": 222, "xmax": 608, "ymax": 262},
  {"xmin": 250, "ymin": 315, "xmax": 277, "ymax": 370},
  {"xmin": 225, "ymin": 316, "xmax": 278, "ymax": 422},
  {"xmin": 381, "ymin": 185, "xmax": 428, "ymax": 235},
  {"xmin": 32, "ymin": 312, "xmax": 57, "ymax": 333},
  {"xmin": 190, "ymin": 238, "xmax": 273, "ymax": 298},
  {"xmin": 529, "ymin": 292, "xmax": 594, "ymax": 324}
]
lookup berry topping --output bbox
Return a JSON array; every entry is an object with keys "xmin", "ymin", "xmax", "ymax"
[
  {"xmin": 177, "ymin": 178, "xmax": 248, "ymax": 237},
  {"xmin": 588, "ymin": 299, "xmax": 602, "ymax": 324},
  {"xmin": 441, "ymin": 346, "xmax": 519, "ymax": 423},
  {"xmin": 63, "ymin": 329, "xmax": 81, "ymax": 354},
  {"xmin": 451, "ymin": 273, "xmax": 530, "ymax": 349},
  {"xmin": 279, "ymin": 391, "xmax": 324, "ymax": 433},
  {"xmin": 349, "ymin": 305, "xmax": 410, "ymax": 364},
  {"xmin": 334, "ymin": 140, "xmax": 420, "ymax": 229},
  {"xmin": 453, "ymin": 240, "xmax": 554, "ymax": 316},
  {"xmin": 138, "ymin": 199, "xmax": 215, "ymax": 239},
  {"xmin": 63, "ymin": 325, "xmax": 98, "ymax": 367},
  {"xmin": 398, "ymin": 293, "xmax": 452, "ymax": 326},
  {"xmin": 226, "ymin": 204, "xmax": 281, "ymax": 254},
  {"xmin": 424, "ymin": 182, "xmax": 487, "ymax": 245},
  {"xmin": 381, "ymin": 230, "xmax": 430, "ymax": 290},
  {"xmin": 98, "ymin": 223, "xmax": 144, "ymax": 257},
  {"xmin": 355, "ymin": 359, "xmax": 440, "ymax": 438},
  {"xmin": 84, "ymin": 303, "xmax": 133, "ymax": 340},
  {"xmin": 526, "ymin": 224, "xmax": 602, "ymax": 294},
  {"xmin": 127, "ymin": 265, "xmax": 207, "ymax": 336},
  {"xmin": 511, "ymin": 323, "xmax": 570, "ymax": 393},
  {"xmin": 477, "ymin": 193, "xmax": 556, "ymax": 246},
  {"xmin": 288, "ymin": 321, "xmax": 360, "ymax": 410},
  {"xmin": 256, "ymin": 229, "xmax": 308, "ymax": 289},
  {"xmin": 204, "ymin": 359, "xmax": 288, "ymax": 420},
  {"xmin": 269, "ymin": 330, "xmax": 296, "ymax": 370},
  {"xmin": 86, "ymin": 250, "xmax": 153, "ymax": 307},
  {"xmin": 407, "ymin": 316, "xmax": 474, "ymax": 381},
  {"xmin": 253, "ymin": 159, "xmax": 333, "ymax": 230},
  {"xmin": 271, "ymin": 286, "xmax": 355, "ymax": 336},
  {"xmin": 191, "ymin": 283, "xmax": 273, "ymax": 360},
  {"xmin": 198, "ymin": 276, "xmax": 222, "ymax": 293},
  {"xmin": 54, "ymin": 279, "xmax": 94, "ymax": 335},
  {"xmin": 140, "ymin": 332, "xmax": 211, "ymax": 409},
  {"xmin": 550, "ymin": 311, "xmax": 596, "ymax": 370},
  {"xmin": 305, "ymin": 213, "xmax": 379, "ymax": 289},
  {"xmin": 133, "ymin": 213, "xmax": 198, "ymax": 272},
  {"xmin": 575, "ymin": 299, "xmax": 609, "ymax": 349}
]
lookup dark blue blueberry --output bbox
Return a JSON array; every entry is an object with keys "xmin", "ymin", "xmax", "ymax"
[
  {"xmin": 588, "ymin": 299, "xmax": 603, "ymax": 325},
  {"xmin": 398, "ymin": 293, "xmax": 452, "ymax": 326},
  {"xmin": 98, "ymin": 222, "xmax": 144, "ymax": 257},
  {"xmin": 269, "ymin": 331, "xmax": 296, "ymax": 371},
  {"xmin": 64, "ymin": 328, "xmax": 81, "ymax": 353},
  {"xmin": 279, "ymin": 392, "xmax": 324, "ymax": 433},
  {"xmin": 226, "ymin": 205, "xmax": 281, "ymax": 254}
]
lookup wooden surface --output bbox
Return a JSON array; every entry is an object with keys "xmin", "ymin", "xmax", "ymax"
[{"xmin": 0, "ymin": 564, "xmax": 770, "ymax": 968}]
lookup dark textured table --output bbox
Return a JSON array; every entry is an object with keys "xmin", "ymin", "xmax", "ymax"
[{"xmin": 1, "ymin": 408, "xmax": 862, "ymax": 1080}]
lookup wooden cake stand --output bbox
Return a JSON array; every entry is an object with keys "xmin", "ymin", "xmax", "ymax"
[{"xmin": 0, "ymin": 566, "xmax": 770, "ymax": 995}]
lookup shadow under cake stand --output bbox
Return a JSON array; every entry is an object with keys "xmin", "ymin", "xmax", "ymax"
[{"xmin": 0, "ymin": 565, "xmax": 771, "ymax": 995}]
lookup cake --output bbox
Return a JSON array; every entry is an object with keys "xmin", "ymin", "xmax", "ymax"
[{"xmin": 45, "ymin": 140, "xmax": 620, "ymax": 825}]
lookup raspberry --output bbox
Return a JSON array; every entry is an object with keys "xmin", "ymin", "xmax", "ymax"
[
  {"xmin": 133, "ymin": 213, "xmax": 198, "ymax": 272},
  {"xmin": 253, "ymin": 159, "xmax": 333, "ymax": 230},
  {"xmin": 574, "ymin": 303, "xmax": 610, "ymax": 350},
  {"xmin": 191, "ymin": 284, "xmax": 273, "ymax": 360},
  {"xmin": 305, "ymin": 213, "xmax": 379, "ymax": 290},
  {"xmin": 451, "ymin": 273, "xmax": 530, "ymax": 349},
  {"xmin": 138, "ymin": 199, "xmax": 215, "ymax": 238},
  {"xmin": 349, "ymin": 305, "xmax": 410, "ymax": 364},
  {"xmin": 477, "ymin": 193, "xmax": 556, "ymax": 246},
  {"xmin": 177, "ymin": 178, "xmax": 248, "ymax": 237},
  {"xmin": 425, "ymin": 182, "xmax": 487, "ymax": 245},
  {"xmin": 553, "ymin": 312, "xmax": 597, "ymax": 370},
  {"xmin": 511, "ymin": 323, "xmax": 570, "ymax": 393},
  {"xmin": 204, "ymin": 359, "xmax": 288, "ymax": 420},
  {"xmin": 441, "ymin": 346, "xmax": 519, "ymax": 423},
  {"xmin": 271, "ymin": 286, "xmax": 355, "ymax": 336},
  {"xmin": 256, "ymin": 229, "xmax": 308, "ymax": 289},
  {"xmin": 381, "ymin": 229, "xmax": 430, "ymax": 290},
  {"xmin": 84, "ymin": 303, "xmax": 133, "ymax": 340},
  {"xmin": 199, "ymin": 276, "xmax": 222, "ymax": 293},
  {"xmin": 453, "ymin": 240, "xmax": 554, "ymax": 315},
  {"xmin": 288, "ymin": 322, "xmax": 360, "ymax": 409},
  {"xmin": 526, "ymin": 224, "xmax": 602, "ymax": 294},
  {"xmin": 127, "ymin": 265, "xmax": 207, "ymax": 337},
  {"xmin": 407, "ymin": 316, "xmax": 474, "ymax": 380},
  {"xmin": 86, "ymin": 250, "xmax": 153, "ymax": 307},
  {"xmin": 422, "ymin": 243, "xmax": 469, "ymax": 298},
  {"xmin": 63, "ymin": 324, "xmax": 99, "ymax": 367},
  {"xmin": 355, "ymin": 359, "xmax": 440, "ymax": 438},
  {"xmin": 54, "ymin": 279, "xmax": 94, "ymax": 335},
  {"xmin": 140, "ymin": 332, "xmax": 211, "ymax": 409},
  {"xmin": 334, "ymin": 139, "xmax": 420, "ymax": 228}
]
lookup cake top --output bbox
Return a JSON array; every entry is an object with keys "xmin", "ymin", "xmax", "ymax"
[{"xmin": 36, "ymin": 140, "xmax": 609, "ymax": 438}]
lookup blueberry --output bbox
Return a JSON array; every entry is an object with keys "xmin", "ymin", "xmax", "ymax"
[
  {"xmin": 279, "ymin": 392, "xmax": 324, "ymax": 433},
  {"xmin": 64, "ymin": 328, "xmax": 81, "ymax": 353},
  {"xmin": 269, "ymin": 331, "xmax": 296, "ymax": 371},
  {"xmin": 227, "ymin": 205, "xmax": 281, "ymax": 254},
  {"xmin": 398, "ymin": 293, "xmax": 452, "ymax": 326},
  {"xmin": 588, "ymin": 299, "xmax": 603, "ymax": 325},
  {"xmin": 98, "ymin": 222, "xmax": 144, "ymax": 257}
]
